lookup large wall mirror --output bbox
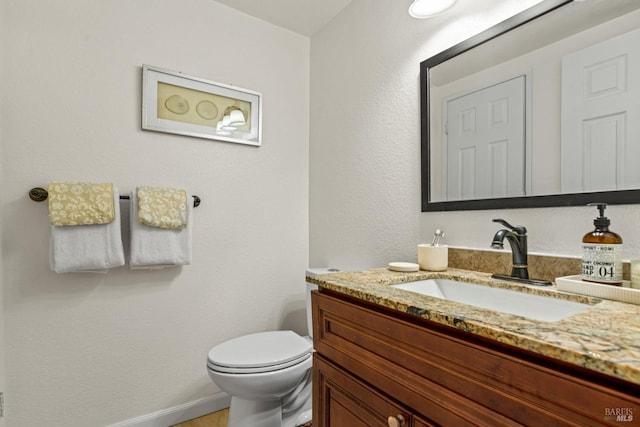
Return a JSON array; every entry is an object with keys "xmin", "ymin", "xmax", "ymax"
[{"xmin": 420, "ymin": 0, "xmax": 640, "ymax": 211}]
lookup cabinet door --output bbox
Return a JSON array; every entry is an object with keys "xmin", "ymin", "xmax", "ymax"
[{"xmin": 313, "ymin": 354, "xmax": 421, "ymax": 427}]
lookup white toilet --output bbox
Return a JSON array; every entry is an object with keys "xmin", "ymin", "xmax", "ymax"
[{"xmin": 207, "ymin": 269, "xmax": 335, "ymax": 427}]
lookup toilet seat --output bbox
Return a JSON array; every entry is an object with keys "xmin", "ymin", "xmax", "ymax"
[{"xmin": 207, "ymin": 330, "xmax": 312, "ymax": 374}]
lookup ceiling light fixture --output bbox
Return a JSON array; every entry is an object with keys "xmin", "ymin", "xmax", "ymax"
[{"xmin": 408, "ymin": 0, "xmax": 457, "ymax": 18}]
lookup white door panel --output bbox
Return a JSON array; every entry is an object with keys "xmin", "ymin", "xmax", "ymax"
[
  {"xmin": 561, "ymin": 28, "xmax": 640, "ymax": 193},
  {"xmin": 444, "ymin": 76, "xmax": 526, "ymax": 201}
]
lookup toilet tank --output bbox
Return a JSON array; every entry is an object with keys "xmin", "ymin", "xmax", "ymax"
[{"xmin": 305, "ymin": 268, "xmax": 339, "ymax": 338}]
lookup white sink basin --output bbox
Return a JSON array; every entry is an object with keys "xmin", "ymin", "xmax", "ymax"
[{"xmin": 392, "ymin": 279, "xmax": 595, "ymax": 322}]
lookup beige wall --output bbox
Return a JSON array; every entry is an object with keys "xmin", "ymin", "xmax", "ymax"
[
  {"xmin": 0, "ymin": 0, "xmax": 5, "ymax": 423},
  {"xmin": 309, "ymin": 0, "xmax": 640, "ymax": 270},
  {"xmin": 1, "ymin": 0, "xmax": 309, "ymax": 425}
]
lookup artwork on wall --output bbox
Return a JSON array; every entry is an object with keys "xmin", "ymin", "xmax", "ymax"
[{"xmin": 142, "ymin": 65, "xmax": 262, "ymax": 146}]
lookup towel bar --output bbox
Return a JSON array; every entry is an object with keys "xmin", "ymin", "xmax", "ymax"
[{"xmin": 28, "ymin": 187, "xmax": 201, "ymax": 208}]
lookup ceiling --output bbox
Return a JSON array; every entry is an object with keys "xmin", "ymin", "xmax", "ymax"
[{"xmin": 214, "ymin": 0, "xmax": 353, "ymax": 36}]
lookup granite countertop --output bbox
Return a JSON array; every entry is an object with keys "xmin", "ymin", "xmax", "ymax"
[{"xmin": 308, "ymin": 268, "xmax": 640, "ymax": 385}]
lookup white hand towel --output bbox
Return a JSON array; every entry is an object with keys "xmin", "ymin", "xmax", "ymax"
[
  {"xmin": 129, "ymin": 191, "xmax": 193, "ymax": 269},
  {"xmin": 49, "ymin": 190, "xmax": 125, "ymax": 273}
]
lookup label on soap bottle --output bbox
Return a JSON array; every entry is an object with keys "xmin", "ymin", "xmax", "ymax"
[{"xmin": 581, "ymin": 243, "xmax": 623, "ymax": 283}]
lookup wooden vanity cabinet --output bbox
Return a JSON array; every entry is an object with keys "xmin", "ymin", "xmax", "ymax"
[{"xmin": 312, "ymin": 290, "xmax": 640, "ymax": 427}]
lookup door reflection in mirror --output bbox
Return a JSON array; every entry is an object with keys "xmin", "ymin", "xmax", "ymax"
[
  {"xmin": 561, "ymin": 28, "xmax": 640, "ymax": 194},
  {"xmin": 437, "ymin": 76, "xmax": 526, "ymax": 201}
]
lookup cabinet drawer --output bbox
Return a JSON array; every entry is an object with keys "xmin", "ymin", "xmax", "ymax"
[
  {"xmin": 314, "ymin": 354, "xmax": 420, "ymax": 427},
  {"xmin": 312, "ymin": 290, "xmax": 640, "ymax": 426}
]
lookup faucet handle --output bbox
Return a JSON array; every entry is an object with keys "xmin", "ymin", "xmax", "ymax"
[{"xmin": 492, "ymin": 218, "xmax": 527, "ymax": 234}]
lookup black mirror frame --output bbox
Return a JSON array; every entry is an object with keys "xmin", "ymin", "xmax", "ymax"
[{"xmin": 420, "ymin": 0, "xmax": 640, "ymax": 212}]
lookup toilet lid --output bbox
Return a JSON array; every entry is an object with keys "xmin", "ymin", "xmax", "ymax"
[{"xmin": 207, "ymin": 331, "xmax": 312, "ymax": 373}]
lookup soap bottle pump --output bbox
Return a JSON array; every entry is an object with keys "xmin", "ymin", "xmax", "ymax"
[{"xmin": 581, "ymin": 203, "xmax": 623, "ymax": 285}]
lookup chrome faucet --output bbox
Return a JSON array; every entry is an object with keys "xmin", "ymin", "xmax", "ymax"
[{"xmin": 491, "ymin": 218, "xmax": 529, "ymax": 280}]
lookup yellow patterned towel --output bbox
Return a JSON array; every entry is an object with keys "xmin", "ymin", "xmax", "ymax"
[
  {"xmin": 136, "ymin": 186, "xmax": 188, "ymax": 229},
  {"xmin": 48, "ymin": 181, "xmax": 116, "ymax": 226}
]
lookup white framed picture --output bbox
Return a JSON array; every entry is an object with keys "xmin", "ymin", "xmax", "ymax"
[{"xmin": 142, "ymin": 65, "xmax": 262, "ymax": 147}]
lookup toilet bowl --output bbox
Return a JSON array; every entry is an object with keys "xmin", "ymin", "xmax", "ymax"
[
  {"xmin": 207, "ymin": 269, "xmax": 336, "ymax": 427},
  {"xmin": 207, "ymin": 331, "xmax": 313, "ymax": 427}
]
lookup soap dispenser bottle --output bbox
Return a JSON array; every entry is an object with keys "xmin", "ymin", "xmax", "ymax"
[{"xmin": 582, "ymin": 203, "xmax": 623, "ymax": 285}]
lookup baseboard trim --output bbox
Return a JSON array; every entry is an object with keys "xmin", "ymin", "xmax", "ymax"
[{"xmin": 106, "ymin": 392, "xmax": 231, "ymax": 427}]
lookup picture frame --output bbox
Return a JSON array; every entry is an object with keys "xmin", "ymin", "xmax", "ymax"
[{"xmin": 142, "ymin": 65, "xmax": 262, "ymax": 147}]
